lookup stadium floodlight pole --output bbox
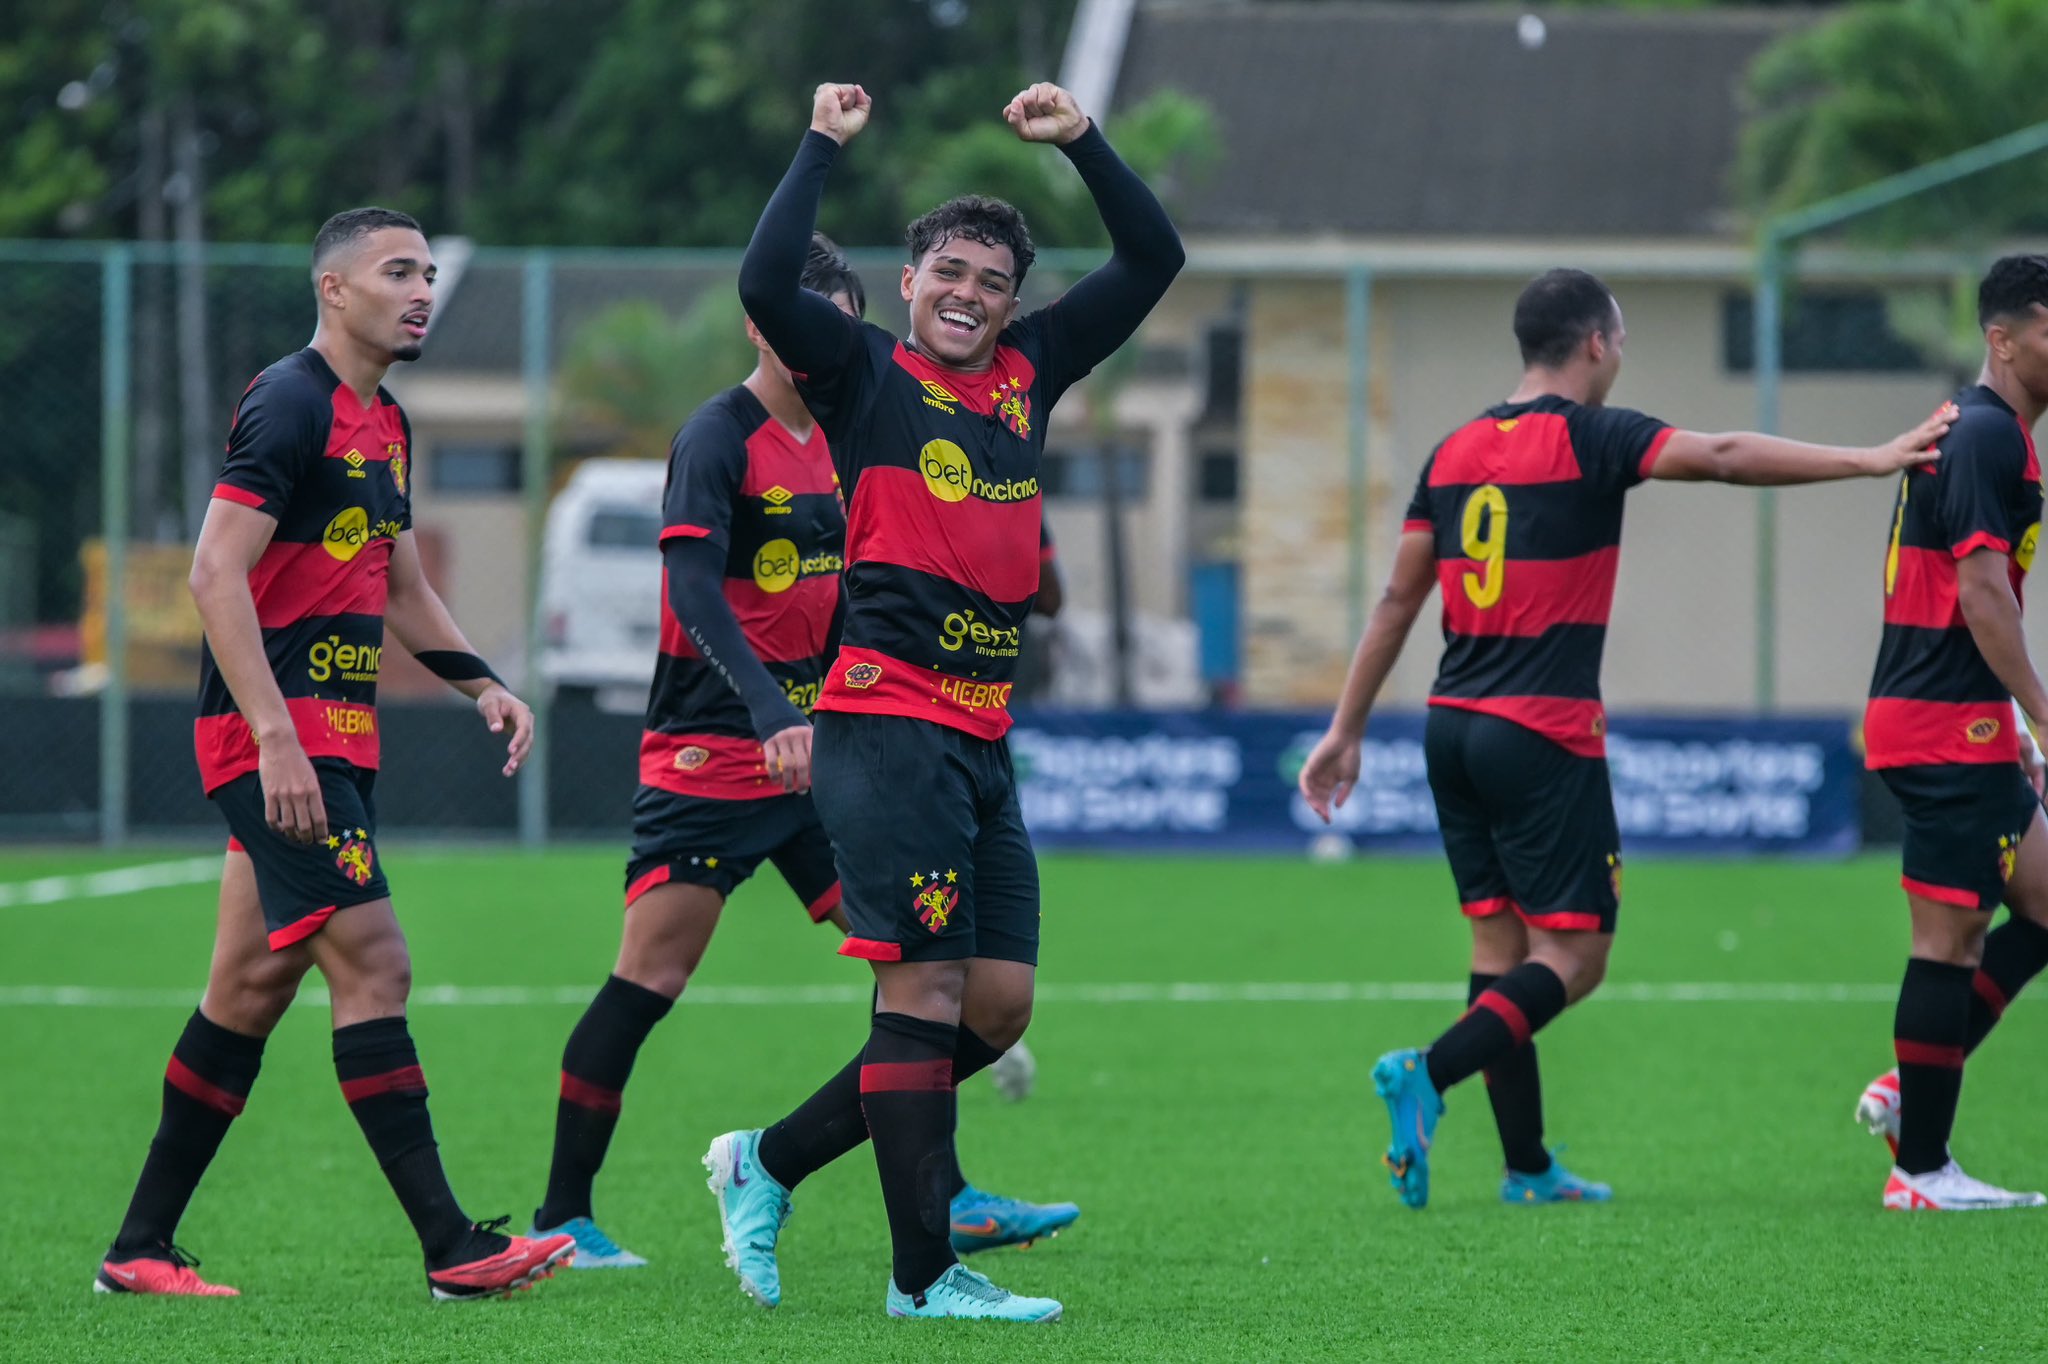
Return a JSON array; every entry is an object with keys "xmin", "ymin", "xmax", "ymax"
[
  {"xmin": 99, "ymin": 246, "xmax": 132, "ymax": 846},
  {"xmin": 1346, "ymin": 266, "xmax": 1373, "ymax": 644},
  {"xmin": 519, "ymin": 249, "xmax": 553, "ymax": 848},
  {"xmin": 1752, "ymin": 118, "xmax": 2048, "ymax": 711}
]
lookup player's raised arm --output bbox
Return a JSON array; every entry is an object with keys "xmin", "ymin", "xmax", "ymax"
[
  {"xmin": 1008, "ymin": 82, "xmax": 1185, "ymax": 376},
  {"xmin": 1648, "ymin": 404, "xmax": 1955, "ymax": 486},
  {"xmin": 736, "ymin": 84, "xmax": 870, "ymax": 379},
  {"xmin": 1298, "ymin": 527, "xmax": 1439, "ymax": 823}
]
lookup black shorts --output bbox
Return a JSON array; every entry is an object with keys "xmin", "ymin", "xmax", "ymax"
[
  {"xmin": 624, "ymin": 786, "xmax": 841, "ymax": 922},
  {"xmin": 1424, "ymin": 706, "xmax": 1621, "ymax": 934},
  {"xmin": 213, "ymin": 758, "xmax": 390, "ymax": 952},
  {"xmin": 809, "ymin": 711, "xmax": 1039, "ymax": 965},
  {"xmin": 1880, "ymin": 762, "xmax": 2042, "ymax": 911}
]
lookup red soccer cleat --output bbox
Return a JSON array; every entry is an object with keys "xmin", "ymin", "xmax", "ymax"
[
  {"xmin": 426, "ymin": 1222, "xmax": 576, "ymax": 1301},
  {"xmin": 94, "ymin": 1244, "xmax": 239, "ymax": 1297},
  {"xmin": 1854, "ymin": 1069, "xmax": 1902, "ymax": 1160}
]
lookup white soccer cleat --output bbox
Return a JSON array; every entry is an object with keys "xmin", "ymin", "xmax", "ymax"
[
  {"xmin": 1854, "ymin": 1068, "xmax": 1902, "ymax": 1159},
  {"xmin": 988, "ymin": 1041, "xmax": 1036, "ymax": 1102},
  {"xmin": 1882, "ymin": 1160, "xmax": 2048, "ymax": 1211}
]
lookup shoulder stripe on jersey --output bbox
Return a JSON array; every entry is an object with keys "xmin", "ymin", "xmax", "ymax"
[
  {"xmin": 213, "ymin": 483, "xmax": 266, "ymax": 509},
  {"xmin": 661, "ymin": 524, "xmax": 713, "ymax": 543},
  {"xmin": 1430, "ymin": 412, "xmax": 1581, "ymax": 488},
  {"xmin": 1637, "ymin": 427, "xmax": 1675, "ymax": 479}
]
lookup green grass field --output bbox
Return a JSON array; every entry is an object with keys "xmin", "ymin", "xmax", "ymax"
[{"xmin": 2, "ymin": 845, "xmax": 2043, "ymax": 1362}]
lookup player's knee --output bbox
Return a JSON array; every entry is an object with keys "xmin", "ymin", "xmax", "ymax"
[
  {"xmin": 969, "ymin": 998, "xmax": 1032, "ymax": 1051},
  {"xmin": 616, "ymin": 960, "xmax": 690, "ymax": 1001},
  {"xmin": 1567, "ymin": 952, "xmax": 1608, "ymax": 1002}
]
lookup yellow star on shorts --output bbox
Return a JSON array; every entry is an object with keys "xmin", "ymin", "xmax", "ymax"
[
  {"xmin": 945, "ymin": 869, "xmax": 959, "ymax": 883},
  {"xmin": 910, "ymin": 872, "xmax": 925, "ymax": 887}
]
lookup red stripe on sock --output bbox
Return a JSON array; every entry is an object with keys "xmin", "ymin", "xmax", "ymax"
[
  {"xmin": 165, "ymin": 1055, "xmax": 247, "ymax": 1117},
  {"xmin": 339, "ymin": 1064, "xmax": 428, "ymax": 1104},
  {"xmin": 1475, "ymin": 989, "xmax": 1532, "ymax": 1048},
  {"xmin": 859, "ymin": 1060, "xmax": 955, "ymax": 1093},
  {"xmin": 1972, "ymin": 970, "xmax": 2010, "ymax": 1019},
  {"xmin": 560, "ymin": 1070, "xmax": 623, "ymax": 1116},
  {"xmin": 1894, "ymin": 1039, "xmax": 1965, "ymax": 1069}
]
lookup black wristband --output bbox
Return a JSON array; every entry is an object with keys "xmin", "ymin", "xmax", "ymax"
[{"xmin": 413, "ymin": 650, "xmax": 502, "ymax": 686}]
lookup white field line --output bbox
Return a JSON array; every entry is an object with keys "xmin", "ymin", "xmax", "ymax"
[
  {"xmin": 0, "ymin": 980, "xmax": 1925, "ymax": 1009},
  {"xmin": 0, "ymin": 856, "xmax": 221, "ymax": 909}
]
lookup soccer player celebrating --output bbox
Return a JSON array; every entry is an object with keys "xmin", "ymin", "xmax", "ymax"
[
  {"xmin": 95, "ymin": 209, "xmax": 575, "ymax": 1299},
  {"xmin": 701, "ymin": 80, "xmax": 1181, "ymax": 1322},
  {"xmin": 1297, "ymin": 268, "xmax": 1954, "ymax": 1211},
  {"xmin": 1851, "ymin": 256, "xmax": 2048, "ymax": 1211},
  {"xmin": 528, "ymin": 236, "xmax": 1072, "ymax": 1270}
]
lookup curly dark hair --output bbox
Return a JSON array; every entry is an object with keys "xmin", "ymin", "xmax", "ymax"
[
  {"xmin": 312, "ymin": 206, "xmax": 422, "ymax": 275},
  {"xmin": 801, "ymin": 231, "xmax": 866, "ymax": 318},
  {"xmin": 1977, "ymin": 254, "xmax": 2048, "ymax": 330},
  {"xmin": 903, "ymin": 195, "xmax": 1037, "ymax": 291}
]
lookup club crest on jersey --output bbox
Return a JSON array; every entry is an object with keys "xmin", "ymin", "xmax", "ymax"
[
  {"xmin": 992, "ymin": 376, "xmax": 1031, "ymax": 439},
  {"xmin": 332, "ymin": 829, "xmax": 375, "ymax": 886},
  {"xmin": 388, "ymin": 445, "xmax": 408, "ymax": 496},
  {"xmin": 1967, "ymin": 717, "xmax": 2002, "ymax": 745},
  {"xmin": 910, "ymin": 868, "xmax": 960, "ymax": 932},
  {"xmin": 843, "ymin": 662, "xmax": 883, "ymax": 689},
  {"xmin": 2000, "ymin": 834, "xmax": 2019, "ymax": 883},
  {"xmin": 673, "ymin": 745, "xmax": 710, "ymax": 771},
  {"xmin": 1608, "ymin": 852, "xmax": 1623, "ymax": 901}
]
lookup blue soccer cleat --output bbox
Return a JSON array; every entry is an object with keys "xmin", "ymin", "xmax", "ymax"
[
  {"xmin": 886, "ymin": 1264, "xmax": 1062, "ymax": 1322},
  {"xmin": 702, "ymin": 1129, "xmax": 793, "ymax": 1307},
  {"xmin": 1501, "ymin": 1150, "xmax": 1613, "ymax": 1205},
  {"xmin": 949, "ymin": 1183, "xmax": 1080, "ymax": 1254},
  {"xmin": 1372, "ymin": 1047, "xmax": 1444, "ymax": 1209},
  {"xmin": 527, "ymin": 1215, "xmax": 648, "ymax": 1269}
]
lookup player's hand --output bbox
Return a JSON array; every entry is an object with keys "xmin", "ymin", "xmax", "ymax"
[
  {"xmin": 476, "ymin": 684, "xmax": 534, "ymax": 778},
  {"xmin": 1003, "ymin": 82, "xmax": 1090, "ymax": 145},
  {"xmin": 1298, "ymin": 727, "xmax": 1363, "ymax": 825},
  {"xmin": 811, "ymin": 83, "xmax": 872, "ymax": 144},
  {"xmin": 258, "ymin": 732, "xmax": 328, "ymax": 845},
  {"xmin": 1865, "ymin": 403, "xmax": 1957, "ymax": 475},
  {"xmin": 762, "ymin": 722, "xmax": 814, "ymax": 794}
]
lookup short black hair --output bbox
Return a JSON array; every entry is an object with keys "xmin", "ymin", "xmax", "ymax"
[
  {"xmin": 1513, "ymin": 268, "xmax": 1620, "ymax": 368},
  {"xmin": 904, "ymin": 195, "xmax": 1036, "ymax": 291},
  {"xmin": 312, "ymin": 207, "xmax": 422, "ymax": 276},
  {"xmin": 1977, "ymin": 254, "xmax": 2048, "ymax": 330},
  {"xmin": 802, "ymin": 231, "xmax": 865, "ymax": 318}
]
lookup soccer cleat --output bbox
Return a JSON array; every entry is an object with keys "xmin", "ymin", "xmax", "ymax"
[
  {"xmin": 528, "ymin": 1215, "xmax": 647, "ymax": 1270},
  {"xmin": 703, "ymin": 1129, "xmax": 792, "ymax": 1308},
  {"xmin": 949, "ymin": 1183, "xmax": 1080, "ymax": 1253},
  {"xmin": 885, "ymin": 1263, "xmax": 1062, "ymax": 1322},
  {"xmin": 1502, "ymin": 1151, "xmax": 1613, "ymax": 1205},
  {"xmin": 94, "ymin": 1243, "xmax": 238, "ymax": 1297},
  {"xmin": 426, "ymin": 1220, "xmax": 576, "ymax": 1301},
  {"xmin": 988, "ymin": 1040, "xmax": 1037, "ymax": 1102},
  {"xmin": 1372, "ymin": 1047, "xmax": 1444, "ymax": 1210},
  {"xmin": 1854, "ymin": 1069, "xmax": 1903, "ymax": 1160},
  {"xmin": 1882, "ymin": 1161, "xmax": 2048, "ymax": 1211}
]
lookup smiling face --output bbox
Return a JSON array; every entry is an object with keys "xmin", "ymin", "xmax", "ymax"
[
  {"xmin": 901, "ymin": 235, "xmax": 1023, "ymax": 372},
  {"xmin": 317, "ymin": 226, "xmax": 436, "ymax": 364}
]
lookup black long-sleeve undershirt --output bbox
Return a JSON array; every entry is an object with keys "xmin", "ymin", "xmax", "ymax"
[{"xmin": 664, "ymin": 536, "xmax": 806, "ymax": 740}]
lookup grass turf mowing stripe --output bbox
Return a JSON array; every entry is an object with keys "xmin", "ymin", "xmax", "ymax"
[{"xmin": 0, "ymin": 855, "xmax": 220, "ymax": 908}]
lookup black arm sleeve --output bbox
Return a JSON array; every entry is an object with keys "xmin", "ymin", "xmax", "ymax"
[
  {"xmin": 664, "ymin": 537, "xmax": 807, "ymax": 741},
  {"xmin": 1040, "ymin": 123, "xmax": 1187, "ymax": 383},
  {"xmin": 737, "ymin": 131, "xmax": 861, "ymax": 379}
]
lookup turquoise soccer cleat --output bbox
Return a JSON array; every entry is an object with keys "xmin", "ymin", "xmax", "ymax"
[
  {"xmin": 1501, "ymin": 1151, "xmax": 1613, "ymax": 1205},
  {"xmin": 949, "ymin": 1183, "xmax": 1080, "ymax": 1254},
  {"xmin": 885, "ymin": 1264, "xmax": 1062, "ymax": 1322},
  {"xmin": 1372, "ymin": 1047, "xmax": 1444, "ymax": 1209},
  {"xmin": 702, "ymin": 1129, "xmax": 793, "ymax": 1307},
  {"xmin": 526, "ymin": 1215, "xmax": 648, "ymax": 1269}
]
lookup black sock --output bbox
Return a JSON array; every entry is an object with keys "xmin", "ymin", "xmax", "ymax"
[
  {"xmin": 943, "ymin": 1028, "xmax": 1005, "ymax": 1198},
  {"xmin": 1965, "ymin": 917, "xmax": 2048, "ymax": 1054},
  {"xmin": 1467, "ymin": 974, "xmax": 1550, "ymax": 1176},
  {"xmin": 1425, "ymin": 962, "xmax": 1568, "ymax": 1094},
  {"xmin": 757, "ymin": 1050, "xmax": 869, "ymax": 1190},
  {"xmin": 535, "ymin": 975, "xmax": 674, "ymax": 1228},
  {"xmin": 1894, "ymin": 957, "xmax": 1972, "ymax": 1175},
  {"xmin": 861, "ymin": 1012, "xmax": 959, "ymax": 1298},
  {"xmin": 333, "ymin": 1017, "xmax": 473, "ymax": 1264},
  {"xmin": 110, "ymin": 1011, "xmax": 265, "ymax": 1257}
]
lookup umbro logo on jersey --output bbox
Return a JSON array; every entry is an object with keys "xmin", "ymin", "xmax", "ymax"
[
  {"xmin": 343, "ymin": 448, "xmax": 368, "ymax": 478},
  {"xmin": 762, "ymin": 485, "xmax": 794, "ymax": 514},
  {"xmin": 919, "ymin": 380, "xmax": 959, "ymax": 414}
]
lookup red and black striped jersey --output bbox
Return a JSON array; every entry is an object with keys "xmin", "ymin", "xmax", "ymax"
[
  {"xmin": 194, "ymin": 348, "xmax": 412, "ymax": 793},
  {"xmin": 1404, "ymin": 395, "xmax": 1672, "ymax": 757},
  {"xmin": 796, "ymin": 318, "xmax": 1086, "ymax": 740},
  {"xmin": 643, "ymin": 386, "xmax": 845, "ymax": 799},
  {"xmin": 1865, "ymin": 384, "xmax": 2043, "ymax": 768}
]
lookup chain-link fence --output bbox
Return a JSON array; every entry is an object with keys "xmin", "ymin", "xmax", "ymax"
[{"xmin": 1, "ymin": 237, "xmax": 2030, "ymax": 844}]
